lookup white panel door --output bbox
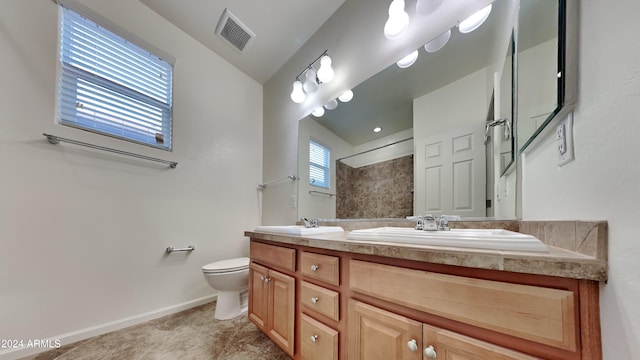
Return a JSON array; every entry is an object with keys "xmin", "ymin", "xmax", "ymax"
[{"xmin": 415, "ymin": 124, "xmax": 485, "ymax": 217}]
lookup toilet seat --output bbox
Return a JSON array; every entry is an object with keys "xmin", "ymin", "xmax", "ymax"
[{"xmin": 202, "ymin": 257, "xmax": 249, "ymax": 274}]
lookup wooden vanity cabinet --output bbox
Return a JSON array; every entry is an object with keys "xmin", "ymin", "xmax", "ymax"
[
  {"xmin": 248, "ymin": 238, "xmax": 602, "ymax": 360},
  {"xmin": 248, "ymin": 243, "xmax": 296, "ymax": 357}
]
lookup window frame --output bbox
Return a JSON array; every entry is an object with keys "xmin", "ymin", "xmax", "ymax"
[
  {"xmin": 309, "ymin": 139, "xmax": 331, "ymax": 189},
  {"xmin": 56, "ymin": 0, "xmax": 175, "ymax": 151}
]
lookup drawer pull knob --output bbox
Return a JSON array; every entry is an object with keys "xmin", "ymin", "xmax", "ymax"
[
  {"xmin": 424, "ymin": 345, "xmax": 437, "ymax": 358},
  {"xmin": 406, "ymin": 339, "xmax": 418, "ymax": 352},
  {"xmin": 310, "ymin": 297, "xmax": 319, "ymax": 304},
  {"xmin": 310, "ymin": 264, "xmax": 319, "ymax": 271},
  {"xmin": 310, "ymin": 335, "xmax": 319, "ymax": 343}
]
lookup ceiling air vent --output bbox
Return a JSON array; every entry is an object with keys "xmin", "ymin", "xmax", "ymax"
[{"xmin": 215, "ymin": 8, "xmax": 255, "ymax": 52}]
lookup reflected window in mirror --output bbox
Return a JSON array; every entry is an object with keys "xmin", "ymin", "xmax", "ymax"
[{"xmin": 309, "ymin": 140, "xmax": 331, "ymax": 189}]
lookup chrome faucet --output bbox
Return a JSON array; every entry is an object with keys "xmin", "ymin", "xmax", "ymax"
[
  {"xmin": 415, "ymin": 214, "xmax": 438, "ymax": 231},
  {"xmin": 415, "ymin": 214, "xmax": 451, "ymax": 231},
  {"xmin": 301, "ymin": 217, "xmax": 319, "ymax": 228}
]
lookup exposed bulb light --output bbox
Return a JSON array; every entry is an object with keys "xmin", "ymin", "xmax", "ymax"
[
  {"xmin": 302, "ymin": 68, "xmax": 318, "ymax": 93},
  {"xmin": 338, "ymin": 90, "xmax": 354, "ymax": 102},
  {"xmin": 312, "ymin": 107, "xmax": 325, "ymax": 117},
  {"xmin": 458, "ymin": 3, "xmax": 492, "ymax": 34},
  {"xmin": 397, "ymin": 50, "xmax": 419, "ymax": 68},
  {"xmin": 324, "ymin": 99, "xmax": 338, "ymax": 110},
  {"xmin": 290, "ymin": 80, "xmax": 305, "ymax": 103},
  {"xmin": 317, "ymin": 56, "xmax": 335, "ymax": 83},
  {"xmin": 384, "ymin": 0, "xmax": 409, "ymax": 40},
  {"xmin": 416, "ymin": 0, "xmax": 443, "ymax": 15},
  {"xmin": 373, "ymin": 127, "xmax": 382, "ymax": 133},
  {"xmin": 424, "ymin": 29, "xmax": 451, "ymax": 53}
]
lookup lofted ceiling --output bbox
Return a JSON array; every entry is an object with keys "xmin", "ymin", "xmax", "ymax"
[{"xmin": 139, "ymin": 0, "xmax": 346, "ymax": 84}]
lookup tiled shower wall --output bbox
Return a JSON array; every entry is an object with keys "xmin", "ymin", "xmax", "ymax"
[{"xmin": 336, "ymin": 155, "xmax": 414, "ymax": 218}]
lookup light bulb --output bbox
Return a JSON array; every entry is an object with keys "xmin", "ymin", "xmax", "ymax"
[
  {"xmin": 373, "ymin": 127, "xmax": 382, "ymax": 133},
  {"xmin": 312, "ymin": 107, "xmax": 325, "ymax": 117},
  {"xmin": 324, "ymin": 99, "xmax": 338, "ymax": 110},
  {"xmin": 317, "ymin": 56, "xmax": 334, "ymax": 83},
  {"xmin": 302, "ymin": 68, "xmax": 318, "ymax": 93},
  {"xmin": 458, "ymin": 4, "xmax": 492, "ymax": 34},
  {"xmin": 384, "ymin": 0, "xmax": 409, "ymax": 40},
  {"xmin": 424, "ymin": 29, "xmax": 451, "ymax": 53},
  {"xmin": 396, "ymin": 50, "xmax": 419, "ymax": 68},
  {"xmin": 290, "ymin": 80, "xmax": 305, "ymax": 103},
  {"xmin": 338, "ymin": 90, "xmax": 354, "ymax": 102}
]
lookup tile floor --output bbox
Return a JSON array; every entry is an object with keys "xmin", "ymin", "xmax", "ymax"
[{"xmin": 20, "ymin": 301, "xmax": 290, "ymax": 360}]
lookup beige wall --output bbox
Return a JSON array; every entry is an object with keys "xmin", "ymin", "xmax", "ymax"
[
  {"xmin": 0, "ymin": 0, "xmax": 262, "ymax": 358},
  {"xmin": 521, "ymin": 2, "xmax": 640, "ymax": 358}
]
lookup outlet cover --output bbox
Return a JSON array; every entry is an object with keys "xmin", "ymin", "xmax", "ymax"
[{"xmin": 557, "ymin": 112, "xmax": 575, "ymax": 166}]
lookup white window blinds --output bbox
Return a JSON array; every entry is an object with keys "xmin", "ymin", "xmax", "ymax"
[
  {"xmin": 309, "ymin": 140, "xmax": 330, "ymax": 189},
  {"xmin": 57, "ymin": 5, "xmax": 173, "ymax": 150}
]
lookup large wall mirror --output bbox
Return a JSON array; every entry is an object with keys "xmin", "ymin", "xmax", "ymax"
[
  {"xmin": 517, "ymin": 0, "xmax": 577, "ymax": 151},
  {"xmin": 295, "ymin": 0, "xmax": 573, "ymax": 221}
]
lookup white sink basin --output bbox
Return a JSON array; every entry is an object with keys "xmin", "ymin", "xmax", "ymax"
[
  {"xmin": 347, "ymin": 227, "xmax": 548, "ymax": 252},
  {"xmin": 254, "ymin": 225, "xmax": 344, "ymax": 236}
]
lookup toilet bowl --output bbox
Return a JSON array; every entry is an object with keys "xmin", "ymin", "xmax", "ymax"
[{"xmin": 202, "ymin": 257, "xmax": 250, "ymax": 320}]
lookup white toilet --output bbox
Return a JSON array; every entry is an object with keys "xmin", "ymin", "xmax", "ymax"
[{"xmin": 202, "ymin": 257, "xmax": 250, "ymax": 320}]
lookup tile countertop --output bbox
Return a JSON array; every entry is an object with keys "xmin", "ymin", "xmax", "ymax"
[{"xmin": 245, "ymin": 220, "xmax": 608, "ymax": 282}]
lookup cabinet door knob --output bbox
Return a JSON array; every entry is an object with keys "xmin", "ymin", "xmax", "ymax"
[
  {"xmin": 310, "ymin": 297, "xmax": 319, "ymax": 304},
  {"xmin": 260, "ymin": 275, "xmax": 266, "ymax": 282},
  {"xmin": 424, "ymin": 345, "xmax": 437, "ymax": 358},
  {"xmin": 310, "ymin": 264, "xmax": 319, "ymax": 271},
  {"xmin": 263, "ymin": 276, "xmax": 270, "ymax": 283},
  {"xmin": 406, "ymin": 339, "xmax": 418, "ymax": 352},
  {"xmin": 310, "ymin": 335, "xmax": 319, "ymax": 343}
]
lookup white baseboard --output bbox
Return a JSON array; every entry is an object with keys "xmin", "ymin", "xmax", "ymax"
[{"xmin": 0, "ymin": 295, "xmax": 217, "ymax": 360}]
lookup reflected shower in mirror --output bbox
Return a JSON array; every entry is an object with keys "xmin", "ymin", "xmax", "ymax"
[{"xmin": 297, "ymin": 0, "xmax": 517, "ymax": 220}]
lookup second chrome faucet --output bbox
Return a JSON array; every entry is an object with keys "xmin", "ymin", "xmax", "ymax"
[{"xmin": 415, "ymin": 214, "xmax": 450, "ymax": 231}]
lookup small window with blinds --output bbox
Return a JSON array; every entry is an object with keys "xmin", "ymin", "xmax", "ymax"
[
  {"xmin": 309, "ymin": 140, "xmax": 330, "ymax": 189},
  {"xmin": 57, "ymin": 5, "xmax": 173, "ymax": 150}
]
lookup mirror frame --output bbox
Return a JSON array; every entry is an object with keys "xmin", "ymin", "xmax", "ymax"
[{"xmin": 517, "ymin": 0, "xmax": 578, "ymax": 152}]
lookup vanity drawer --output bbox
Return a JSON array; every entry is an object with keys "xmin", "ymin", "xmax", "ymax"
[
  {"xmin": 250, "ymin": 242, "xmax": 296, "ymax": 272},
  {"xmin": 301, "ymin": 281, "xmax": 340, "ymax": 321},
  {"xmin": 301, "ymin": 251, "xmax": 340, "ymax": 286},
  {"xmin": 300, "ymin": 313, "xmax": 339, "ymax": 360},
  {"xmin": 349, "ymin": 260, "xmax": 577, "ymax": 352}
]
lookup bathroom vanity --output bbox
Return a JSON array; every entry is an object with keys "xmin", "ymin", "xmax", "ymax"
[{"xmin": 245, "ymin": 220, "xmax": 606, "ymax": 360}]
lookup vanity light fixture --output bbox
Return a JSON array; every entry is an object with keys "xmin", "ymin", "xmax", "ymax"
[
  {"xmin": 397, "ymin": 49, "xmax": 419, "ymax": 68},
  {"xmin": 338, "ymin": 90, "xmax": 354, "ymax": 102},
  {"xmin": 424, "ymin": 29, "xmax": 451, "ymax": 53},
  {"xmin": 373, "ymin": 127, "xmax": 382, "ymax": 133},
  {"xmin": 312, "ymin": 107, "xmax": 325, "ymax": 117},
  {"xmin": 384, "ymin": 0, "xmax": 409, "ymax": 40},
  {"xmin": 290, "ymin": 50, "xmax": 334, "ymax": 103},
  {"xmin": 324, "ymin": 99, "xmax": 338, "ymax": 110},
  {"xmin": 458, "ymin": 3, "xmax": 492, "ymax": 34}
]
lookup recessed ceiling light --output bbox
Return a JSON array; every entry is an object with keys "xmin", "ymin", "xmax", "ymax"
[{"xmin": 373, "ymin": 127, "xmax": 382, "ymax": 133}]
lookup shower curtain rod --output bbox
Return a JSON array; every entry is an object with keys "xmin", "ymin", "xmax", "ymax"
[{"xmin": 336, "ymin": 137, "xmax": 413, "ymax": 162}]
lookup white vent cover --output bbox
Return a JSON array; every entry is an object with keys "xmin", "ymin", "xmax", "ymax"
[{"xmin": 215, "ymin": 8, "xmax": 255, "ymax": 52}]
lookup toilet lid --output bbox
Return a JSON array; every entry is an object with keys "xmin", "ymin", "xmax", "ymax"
[{"xmin": 202, "ymin": 257, "xmax": 250, "ymax": 273}]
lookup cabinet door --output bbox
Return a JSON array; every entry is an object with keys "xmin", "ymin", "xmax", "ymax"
[
  {"xmin": 248, "ymin": 262, "xmax": 269, "ymax": 332},
  {"xmin": 423, "ymin": 324, "xmax": 540, "ymax": 360},
  {"xmin": 268, "ymin": 269, "xmax": 296, "ymax": 357},
  {"xmin": 348, "ymin": 300, "xmax": 422, "ymax": 360}
]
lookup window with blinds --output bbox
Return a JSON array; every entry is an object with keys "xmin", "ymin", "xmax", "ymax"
[
  {"xmin": 57, "ymin": 5, "xmax": 173, "ymax": 150},
  {"xmin": 309, "ymin": 140, "xmax": 330, "ymax": 189}
]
